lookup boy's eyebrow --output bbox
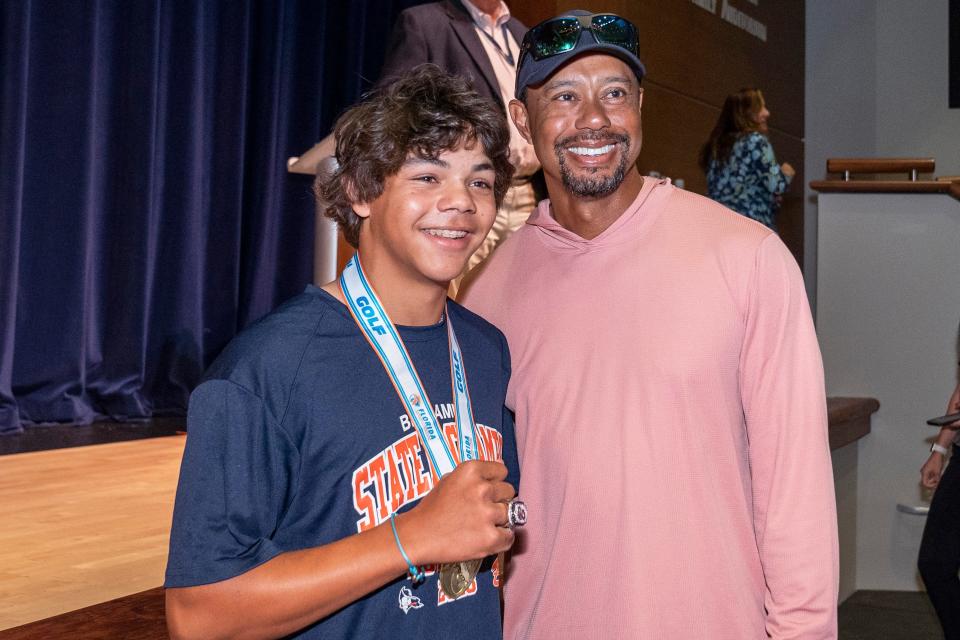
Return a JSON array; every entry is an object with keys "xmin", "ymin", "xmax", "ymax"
[
  {"xmin": 404, "ymin": 156, "xmax": 447, "ymax": 169},
  {"xmin": 403, "ymin": 157, "xmax": 495, "ymax": 172}
]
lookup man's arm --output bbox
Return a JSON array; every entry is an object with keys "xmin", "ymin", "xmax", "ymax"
[
  {"xmin": 740, "ymin": 234, "xmax": 839, "ymax": 639},
  {"xmin": 167, "ymin": 460, "xmax": 515, "ymax": 640}
]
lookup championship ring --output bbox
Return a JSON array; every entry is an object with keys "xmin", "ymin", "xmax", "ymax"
[
  {"xmin": 507, "ymin": 498, "xmax": 527, "ymax": 529},
  {"xmin": 439, "ymin": 558, "xmax": 482, "ymax": 599}
]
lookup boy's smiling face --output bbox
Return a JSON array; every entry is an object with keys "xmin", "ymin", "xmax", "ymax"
[{"xmin": 352, "ymin": 142, "xmax": 497, "ymax": 289}]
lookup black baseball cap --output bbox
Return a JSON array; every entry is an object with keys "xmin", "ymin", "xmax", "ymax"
[{"xmin": 515, "ymin": 11, "xmax": 646, "ymax": 100}]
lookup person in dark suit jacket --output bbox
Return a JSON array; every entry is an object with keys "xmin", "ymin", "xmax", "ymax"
[
  {"xmin": 378, "ymin": 0, "xmax": 526, "ymax": 112},
  {"xmin": 290, "ymin": 1, "xmax": 539, "ymax": 282}
]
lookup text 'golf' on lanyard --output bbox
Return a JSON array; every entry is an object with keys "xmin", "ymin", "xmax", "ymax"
[{"xmin": 340, "ymin": 254, "xmax": 485, "ymax": 478}]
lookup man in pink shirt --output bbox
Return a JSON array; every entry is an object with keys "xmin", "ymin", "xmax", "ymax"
[{"xmin": 460, "ymin": 10, "xmax": 839, "ymax": 639}]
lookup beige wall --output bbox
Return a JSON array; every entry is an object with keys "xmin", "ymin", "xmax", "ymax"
[
  {"xmin": 817, "ymin": 191, "xmax": 960, "ymax": 590},
  {"xmin": 876, "ymin": 1, "xmax": 960, "ymax": 176},
  {"xmin": 804, "ymin": 0, "xmax": 960, "ymax": 306}
]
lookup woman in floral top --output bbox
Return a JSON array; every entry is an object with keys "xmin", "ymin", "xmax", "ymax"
[{"xmin": 699, "ymin": 88, "xmax": 795, "ymax": 230}]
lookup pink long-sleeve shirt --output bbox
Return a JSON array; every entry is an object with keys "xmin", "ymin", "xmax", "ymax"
[{"xmin": 461, "ymin": 178, "xmax": 838, "ymax": 639}]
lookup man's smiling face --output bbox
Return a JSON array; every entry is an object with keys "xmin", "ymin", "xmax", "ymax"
[{"xmin": 512, "ymin": 53, "xmax": 643, "ymax": 200}]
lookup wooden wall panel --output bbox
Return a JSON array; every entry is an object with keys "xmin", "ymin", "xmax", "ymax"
[
  {"xmin": 511, "ymin": 0, "xmax": 806, "ymax": 265},
  {"xmin": 637, "ymin": 82, "xmax": 718, "ymax": 194}
]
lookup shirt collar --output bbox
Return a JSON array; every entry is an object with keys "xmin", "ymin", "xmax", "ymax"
[{"xmin": 462, "ymin": 0, "xmax": 511, "ymax": 30}]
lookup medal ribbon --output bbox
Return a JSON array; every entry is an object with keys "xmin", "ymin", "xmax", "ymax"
[{"xmin": 340, "ymin": 254, "xmax": 485, "ymax": 479}]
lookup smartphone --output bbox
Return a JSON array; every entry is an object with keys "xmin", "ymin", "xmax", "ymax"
[{"xmin": 927, "ymin": 412, "xmax": 960, "ymax": 426}]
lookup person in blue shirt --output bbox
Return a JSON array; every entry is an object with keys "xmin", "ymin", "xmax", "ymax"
[
  {"xmin": 164, "ymin": 65, "xmax": 521, "ymax": 640},
  {"xmin": 699, "ymin": 88, "xmax": 795, "ymax": 230}
]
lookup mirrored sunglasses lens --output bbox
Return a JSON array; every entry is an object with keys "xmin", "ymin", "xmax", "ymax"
[
  {"xmin": 532, "ymin": 17, "xmax": 581, "ymax": 60},
  {"xmin": 591, "ymin": 15, "xmax": 637, "ymax": 52}
]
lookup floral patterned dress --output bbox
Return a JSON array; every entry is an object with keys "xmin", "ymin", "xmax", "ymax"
[{"xmin": 706, "ymin": 132, "xmax": 792, "ymax": 229}]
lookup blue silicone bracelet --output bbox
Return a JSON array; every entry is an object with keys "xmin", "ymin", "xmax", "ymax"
[{"xmin": 389, "ymin": 512, "xmax": 425, "ymax": 584}]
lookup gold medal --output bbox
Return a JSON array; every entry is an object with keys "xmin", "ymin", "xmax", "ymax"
[{"xmin": 439, "ymin": 558, "xmax": 482, "ymax": 598}]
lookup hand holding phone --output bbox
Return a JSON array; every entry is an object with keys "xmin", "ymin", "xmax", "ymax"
[{"xmin": 927, "ymin": 412, "xmax": 960, "ymax": 427}]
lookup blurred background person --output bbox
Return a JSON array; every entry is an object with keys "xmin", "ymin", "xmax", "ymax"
[
  {"xmin": 699, "ymin": 88, "xmax": 795, "ymax": 231},
  {"xmin": 918, "ymin": 376, "xmax": 960, "ymax": 640}
]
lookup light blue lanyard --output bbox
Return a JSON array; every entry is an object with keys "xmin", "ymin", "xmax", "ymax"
[{"xmin": 340, "ymin": 254, "xmax": 485, "ymax": 477}]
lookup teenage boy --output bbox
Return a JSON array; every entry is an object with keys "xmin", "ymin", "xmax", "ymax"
[{"xmin": 164, "ymin": 65, "xmax": 521, "ymax": 640}]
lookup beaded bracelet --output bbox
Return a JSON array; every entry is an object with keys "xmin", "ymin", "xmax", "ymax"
[{"xmin": 389, "ymin": 512, "xmax": 425, "ymax": 584}]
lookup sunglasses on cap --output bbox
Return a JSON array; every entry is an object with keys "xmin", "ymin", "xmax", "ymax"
[{"xmin": 520, "ymin": 13, "xmax": 639, "ymax": 62}]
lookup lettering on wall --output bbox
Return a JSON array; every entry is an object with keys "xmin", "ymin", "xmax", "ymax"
[{"xmin": 691, "ymin": 0, "xmax": 768, "ymax": 42}]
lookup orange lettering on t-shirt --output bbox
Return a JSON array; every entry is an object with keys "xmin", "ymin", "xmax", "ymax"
[
  {"xmin": 351, "ymin": 424, "xmax": 501, "ymax": 528},
  {"xmin": 352, "ymin": 466, "xmax": 376, "ymax": 533},
  {"xmin": 478, "ymin": 424, "xmax": 503, "ymax": 461},
  {"xmin": 385, "ymin": 446, "xmax": 407, "ymax": 513},
  {"xmin": 409, "ymin": 438, "xmax": 434, "ymax": 494},
  {"xmin": 393, "ymin": 435, "xmax": 419, "ymax": 502},
  {"xmin": 441, "ymin": 422, "xmax": 461, "ymax": 464},
  {"xmin": 366, "ymin": 453, "xmax": 389, "ymax": 524}
]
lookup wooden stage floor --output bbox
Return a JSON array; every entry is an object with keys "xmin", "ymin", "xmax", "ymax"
[{"xmin": 0, "ymin": 435, "xmax": 185, "ymax": 630}]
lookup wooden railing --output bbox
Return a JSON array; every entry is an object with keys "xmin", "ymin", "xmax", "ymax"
[
  {"xmin": 810, "ymin": 157, "xmax": 960, "ymax": 201},
  {"xmin": 826, "ymin": 157, "xmax": 935, "ymax": 181}
]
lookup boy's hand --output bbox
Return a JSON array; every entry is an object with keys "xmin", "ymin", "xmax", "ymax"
[{"xmin": 398, "ymin": 460, "xmax": 516, "ymax": 565}]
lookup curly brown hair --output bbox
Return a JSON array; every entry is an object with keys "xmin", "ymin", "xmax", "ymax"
[{"xmin": 317, "ymin": 64, "xmax": 515, "ymax": 248}]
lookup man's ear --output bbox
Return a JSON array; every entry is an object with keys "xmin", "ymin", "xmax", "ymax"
[
  {"xmin": 509, "ymin": 99, "xmax": 533, "ymax": 144},
  {"xmin": 344, "ymin": 178, "xmax": 371, "ymax": 219},
  {"xmin": 637, "ymin": 86, "xmax": 644, "ymax": 112}
]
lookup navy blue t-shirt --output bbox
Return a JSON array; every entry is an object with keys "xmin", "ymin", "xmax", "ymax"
[{"xmin": 165, "ymin": 286, "xmax": 519, "ymax": 639}]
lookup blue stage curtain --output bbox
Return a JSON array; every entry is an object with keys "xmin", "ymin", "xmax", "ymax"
[{"xmin": 0, "ymin": 0, "xmax": 422, "ymax": 433}]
